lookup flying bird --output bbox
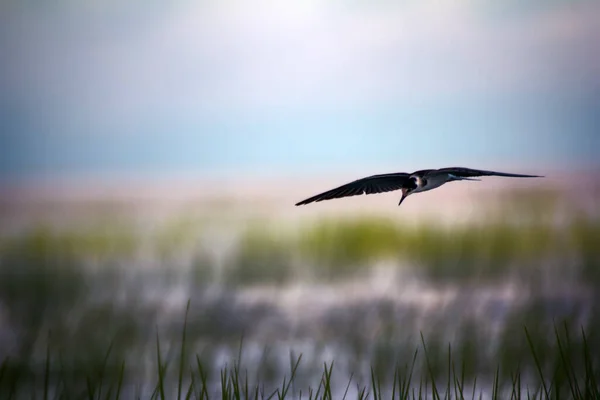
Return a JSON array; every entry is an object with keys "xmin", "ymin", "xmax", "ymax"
[{"xmin": 295, "ymin": 167, "xmax": 543, "ymax": 207}]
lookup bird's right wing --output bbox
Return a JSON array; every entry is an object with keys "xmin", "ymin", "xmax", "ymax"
[
  {"xmin": 295, "ymin": 173, "xmax": 410, "ymax": 206},
  {"xmin": 434, "ymin": 167, "xmax": 543, "ymax": 179}
]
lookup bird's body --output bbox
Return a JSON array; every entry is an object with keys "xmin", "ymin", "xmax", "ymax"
[
  {"xmin": 295, "ymin": 167, "xmax": 543, "ymax": 207},
  {"xmin": 410, "ymin": 170, "xmax": 448, "ymax": 194}
]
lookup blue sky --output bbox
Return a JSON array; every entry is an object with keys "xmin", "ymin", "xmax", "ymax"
[{"xmin": 1, "ymin": 0, "xmax": 599, "ymax": 181}]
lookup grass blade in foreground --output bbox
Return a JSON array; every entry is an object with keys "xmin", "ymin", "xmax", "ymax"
[{"xmin": 2, "ymin": 308, "xmax": 599, "ymax": 399}]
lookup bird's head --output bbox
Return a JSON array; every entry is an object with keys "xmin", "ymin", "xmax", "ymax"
[{"xmin": 398, "ymin": 176, "xmax": 420, "ymax": 206}]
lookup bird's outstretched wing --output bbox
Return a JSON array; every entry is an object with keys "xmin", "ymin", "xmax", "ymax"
[
  {"xmin": 432, "ymin": 167, "xmax": 543, "ymax": 179},
  {"xmin": 295, "ymin": 173, "xmax": 410, "ymax": 206}
]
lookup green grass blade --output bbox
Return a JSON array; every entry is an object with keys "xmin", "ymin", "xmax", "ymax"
[
  {"xmin": 97, "ymin": 337, "xmax": 115, "ymax": 400},
  {"xmin": 185, "ymin": 371, "xmax": 195, "ymax": 400},
  {"xmin": 492, "ymin": 363, "xmax": 500, "ymax": 400},
  {"xmin": 242, "ymin": 369, "xmax": 249, "ymax": 400},
  {"xmin": 408, "ymin": 348, "xmax": 419, "ymax": 399},
  {"xmin": 86, "ymin": 376, "xmax": 95, "ymax": 400},
  {"xmin": 470, "ymin": 376, "xmax": 477, "ymax": 400},
  {"xmin": 581, "ymin": 326, "xmax": 599, "ymax": 399},
  {"xmin": 57, "ymin": 352, "xmax": 70, "ymax": 400},
  {"xmin": 322, "ymin": 361, "xmax": 333, "ymax": 400},
  {"xmin": 289, "ymin": 351, "xmax": 297, "ymax": 400},
  {"xmin": 517, "ymin": 367, "xmax": 521, "ymax": 400},
  {"xmin": 155, "ymin": 328, "xmax": 166, "ymax": 400},
  {"xmin": 311, "ymin": 366, "xmax": 325, "ymax": 400},
  {"xmin": 178, "ymin": 299, "xmax": 191, "ymax": 400},
  {"xmin": 370, "ymin": 366, "xmax": 380, "ymax": 400},
  {"xmin": 420, "ymin": 332, "xmax": 440, "ymax": 400},
  {"xmin": 195, "ymin": 355, "xmax": 209, "ymax": 400},
  {"xmin": 44, "ymin": 331, "xmax": 51, "ymax": 400},
  {"xmin": 115, "ymin": 360, "xmax": 125, "ymax": 400},
  {"xmin": 562, "ymin": 322, "xmax": 582, "ymax": 399},
  {"xmin": 445, "ymin": 343, "xmax": 452, "ymax": 400},
  {"xmin": 400, "ymin": 348, "xmax": 419, "ymax": 400},
  {"xmin": 356, "ymin": 383, "xmax": 367, "ymax": 400},
  {"xmin": 553, "ymin": 322, "xmax": 578, "ymax": 400},
  {"xmin": 0, "ymin": 358, "xmax": 7, "ymax": 388},
  {"xmin": 524, "ymin": 326, "xmax": 550, "ymax": 400},
  {"xmin": 509, "ymin": 369, "xmax": 521, "ymax": 400},
  {"xmin": 342, "ymin": 372, "xmax": 353, "ymax": 400},
  {"xmin": 230, "ymin": 364, "xmax": 241, "ymax": 400},
  {"xmin": 451, "ymin": 359, "xmax": 464, "ymax": 400},
  {"xmin": 278, "ymin": 353, "xmax": 302, "ymax": 400},
  {"xmin": 253, "ymin": 380, "xmax": 260, "ymax": 400},
  {"xmin": 220, "ymin": 366, "xmax": 228, "ymax": 399},
  {"xmin": 391, "ymin": 365, "xmax": 398, "ymax": 400}
]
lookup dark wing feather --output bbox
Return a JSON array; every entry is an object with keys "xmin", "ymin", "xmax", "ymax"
[
  {"xmin": 432, "ymin": 167, "xmax": 543, "ymax": 179},
  {"xmin": 295, "ymin": 173, "xmax": 410, "ymax": 206}
]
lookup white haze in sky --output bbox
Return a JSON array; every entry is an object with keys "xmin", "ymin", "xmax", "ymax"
[{"xmin": 1, "ymin": 0, "xmax": 599, "ymax": 180}]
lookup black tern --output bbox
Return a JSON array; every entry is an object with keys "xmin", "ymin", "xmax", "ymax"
[{"xmin": 295, "ymin": 167, "xmax": 543, "ymax": 206}]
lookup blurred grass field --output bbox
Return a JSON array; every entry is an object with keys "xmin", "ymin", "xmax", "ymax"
[
  {"xmin": 0, "ymin": 183, "xmax": 599, "ymax": 398},
  {"xmin": 1, "ymin": 185, "xmax": 597, "ymax": 286}
]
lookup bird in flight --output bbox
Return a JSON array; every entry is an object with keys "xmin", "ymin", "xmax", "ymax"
[{"xmin": 295, "ymin": 167, "xmax": 543, "ymax": 207}]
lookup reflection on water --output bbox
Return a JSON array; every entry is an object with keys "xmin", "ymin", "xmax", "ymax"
[{"xmin": 0, "ymin": 183, "xmax": 599, "ymax": 397}]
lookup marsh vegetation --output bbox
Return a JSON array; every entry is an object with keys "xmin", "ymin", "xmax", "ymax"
[{"xmin": 0, "ymin": 186, "xmax": 598, "ymax": 398}]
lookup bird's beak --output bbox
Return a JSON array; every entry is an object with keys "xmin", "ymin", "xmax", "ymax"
[{"xmin": 398, "ymin": 189, "xmax": 409, "ymax": 206}]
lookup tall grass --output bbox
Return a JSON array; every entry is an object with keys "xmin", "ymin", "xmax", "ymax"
[
  {"xmin": 1, "ymin": 300, "xmax": 598, "ymax": 399},
  {"xmin": 1, "ymin": 187, "xmax": 599, "ymax": 398},
  {"xmin": 2, "ymin": 195, "xmax": 598, "ymax": 287},
  {"xmin": 239, "ymin": 216, "xmax": 600, "ymax": 285}
]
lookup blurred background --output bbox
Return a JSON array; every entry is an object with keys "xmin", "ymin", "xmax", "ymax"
[{"xmin": 1, "ymin": 0, "xmax": 599, "ymax": 398}]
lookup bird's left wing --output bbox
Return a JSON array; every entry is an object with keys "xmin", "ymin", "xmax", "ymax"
[
  {"xmin": 433, "ymin": 167, "xmax": 543, "ymax": 179},
  {"xmin": 295, "ymin": 172, "xmax": 410, "ymax": 206}
]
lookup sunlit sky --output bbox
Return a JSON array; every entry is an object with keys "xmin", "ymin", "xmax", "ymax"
[{"xmin": 1, "ymin": 0, "xmax": 599, "ymax": 181}]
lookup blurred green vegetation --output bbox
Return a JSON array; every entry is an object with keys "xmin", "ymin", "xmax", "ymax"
[
  {"xmin": 233, "ymin": 215, "xmax": 599, "ymax": 285},
  {"xmin": 0, "ymin": 187, "xmax": 598, "ymax": 397},
  {"xmin": 0, "ymin": 223, "xmax": 138, "ymax": 261},
  {"xmin": 296, "ymin": 217, "xmax": 403, "ymax": 281},
  {"xmin": 0, "ymin": 194, "xmax": 600, "ymax": 397},
  {"xmin": 153, "ymin": 215, "xmax": 205, "ymax": 261},
  {"xmin": 0, "ymin": 188, "xmax": 599, "ymax": 287},
  {"xmin": 483, "ymin": 187, "xmax": 563, "ymax": 223},
  {"xmin": 224, "ymin": 224, "xmax": 296, "ymax": 286}
]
